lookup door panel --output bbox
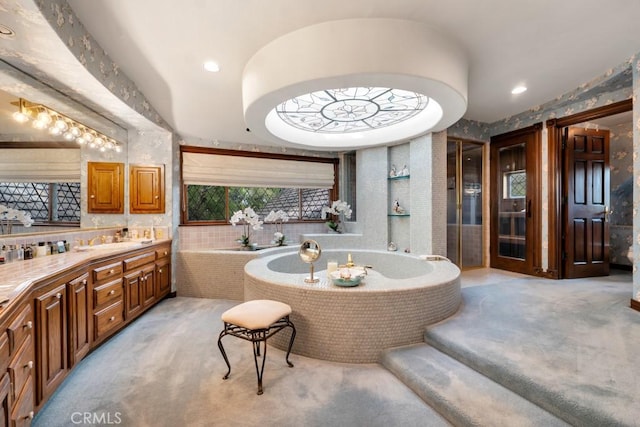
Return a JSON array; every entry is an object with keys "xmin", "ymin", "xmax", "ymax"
[
  {"xmin": 563, "ymin": 127, "xmax": 610, "ymax": 278},
  {"xmin": 490, "ymin": 125, "xmax": 540, "ymax": 275}
]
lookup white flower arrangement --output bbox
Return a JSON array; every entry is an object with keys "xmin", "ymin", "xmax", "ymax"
[
  {"xmin": 265, "ymin": 209, "xmax": 289, "ymax": 246},
  {"xmin": 0, "ymin": 204, "xmax": 34, "ymax": 235},
  {"xmin": 321, "ymin": 200, "xmax": 352, "ymax": 233},
  {"xmin": 230, "ymin": 207, "xmax": 263, "ymax": 247}
]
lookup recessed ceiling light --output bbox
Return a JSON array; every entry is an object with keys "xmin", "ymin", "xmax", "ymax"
[
  {"xmin": 203, "ymin": 61, "xmax": 220, "ymax": 72},
  {"xmin": 511, "ymin": 85, "xmax": 527, "ymax": 95}
]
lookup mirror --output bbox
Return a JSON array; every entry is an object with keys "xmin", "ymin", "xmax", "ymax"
[
  {"xmin": 0, "ymin": 63, "xmax": 127, "ymax": 237},
  {"xmin": 299, "ymin": 239, "xmax": 321, "ymax": 283}
]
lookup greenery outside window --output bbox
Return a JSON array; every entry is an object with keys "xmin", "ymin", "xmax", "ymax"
[{"xmin": 181, "ymin": 147, "xmax": 338, "ymax": 225}]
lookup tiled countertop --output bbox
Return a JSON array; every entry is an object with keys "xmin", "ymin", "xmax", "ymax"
[{"xmin": 0, "ymin": 239, "xmax": 171, "ymax": 307}]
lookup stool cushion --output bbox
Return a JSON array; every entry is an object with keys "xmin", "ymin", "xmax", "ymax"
[{"xmin": 222, "ymin": 300, "xmax": 292, "ymax": 330}]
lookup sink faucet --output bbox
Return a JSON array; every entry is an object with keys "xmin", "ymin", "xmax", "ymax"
[
  {"xmin": 88, "ymin": 236, "xmax": 101, "ymax": 246},
  {"xmin": 345, "ymin": 253, "xmax": 355, "ymax": 268}
]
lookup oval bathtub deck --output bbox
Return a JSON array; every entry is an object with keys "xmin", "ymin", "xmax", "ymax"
[{"xmin": 244, "ymin": 250, "xmax": 461, "ymax": 363}]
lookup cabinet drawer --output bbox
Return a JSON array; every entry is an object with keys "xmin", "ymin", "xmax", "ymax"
[
  {"xmin": 94, "ymin": 301, "xmax": 124, "ymax": 340},
  {"xmin": 10, "ymin": 375, "xmax": 33, "ymax": 427},
  {"xmin": 7, "ymin": 304, "xmax": 33, "ymax": 355},
  {"xmin": 124, "ymin": 251, "xmax": 156, "ymax": 272},
  {"xmin": 93, "ymin": 261, "xmax": 123, "ymax": 284},
  {"xmin": 93, "ymin": 278, "xmax": 123, "ymax": 309},
  {"xmin": 0, "ymin": 332, "xmax": 8, "ymax": 375},
  {"xmin": 8, "ymin": 335, "xmax": 33, "ymax": 403},
  {"xmin": 156, "ymin": 246, "xmax": 171, "ymax": 259}
]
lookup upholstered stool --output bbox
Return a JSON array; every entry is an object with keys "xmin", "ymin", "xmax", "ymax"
[{"xmin": 217, "ymin": 299, "xmax": 296, "ymax": 395}]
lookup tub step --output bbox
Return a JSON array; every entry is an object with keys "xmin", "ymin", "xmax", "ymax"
[{"xmin": 380, "ymin": 344, "xmax": 569, "ymax": 427}]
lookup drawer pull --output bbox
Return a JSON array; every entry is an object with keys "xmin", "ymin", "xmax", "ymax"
[
  {"xmin": 109, "ymin": 316, "xmax": 116, "ymax": 322},
  {"xmin": 25, "ymin": 361, "xmax": 33, "ymax": 370},
  {"xmin": 56, "ymin": 293, "xmax": 62, "ymax": 299},
  {"xmin": 109, "ymin": 269, "xmax": 115, "ymax": 274},
  {"xmin": 83, "ymin": 279, "xmax": 87, "ymax": 285},
  {"xmin": 163, "ymin": 251, "xmax": 168, "ymax": 256},
  {"xmin": 109, "ymin": 290, "xmax": 116, "ymax": 295},
  {"xmin": 26, "ymin": 411, "xmax": 34, "ymax": 420},
  {"xmin": 158, "ymin": 269, "xmax": 163, "ymax": 274},
  {"xmin": 24, "ymin": 321, "xmax": 33, "ymax": 330}
]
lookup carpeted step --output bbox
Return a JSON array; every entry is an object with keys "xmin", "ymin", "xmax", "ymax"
[{"xmin": 380, "ymin": 344, "xmax": 569, "ymax": 427}]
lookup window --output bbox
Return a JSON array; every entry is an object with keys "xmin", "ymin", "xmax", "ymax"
[
  {"xmin": 503, "ymin": 170, "xmax": 526, "ymax": 199},
  {"xmin": 0, "ymin": 182, "xmax": 80, "ymax": 223},
  {"xmin": 185, "ymin": 186, "xmax": 330, "ymax": 222},
  {"xmin": 181, "ymin": 147, "xmax": 338, "ymax": 224}
]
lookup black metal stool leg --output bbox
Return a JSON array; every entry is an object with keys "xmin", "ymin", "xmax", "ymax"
[
  {"xmin": 284, "ymin": 320, "xmax": 296, "ymax": 368},
  {"xmin": 217, "ymin": 329, "xmax": 232, "ymax": 380},
  {"xmin": 252, "ymin": 338, "xmax": 268, "ymax": 395}
]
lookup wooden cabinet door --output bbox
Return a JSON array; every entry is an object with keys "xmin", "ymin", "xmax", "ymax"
[
  {"xmin": 156, "ymin": 258, "xmax": 171, "ymax": 298},
  {"xmin": 130, "ymin": 165, "xmax": 165, "ymax": 213},
  {"xmin": 0, "ymin": 373, "xmax": 10, "ymax": 427},
  {"xmin": 88, "ymin": 162, "xmax": 124, "ymax": 213},
  {"xmin": 141, "ymin": 265, "xmax": 156, "ymax": 307},
  {"xmin": 68, "ymin": 273, "xmax": 91, "ymax": 367},
  {"xmin": 124, "ymin": 271, "xmax": 143, "ymax": 320},
  {"xmin": 35, "ymin": 284, "xmax": 67, "ymax": 405}
]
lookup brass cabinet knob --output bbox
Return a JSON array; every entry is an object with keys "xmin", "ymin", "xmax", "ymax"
[
  {"xmin": 158, "ymin": 269, "xmax": 163, "ymax": 274},
  {"xmin": 90, "ymin": 195, "xmax": 95, "ymax": 199},
  {"xmin": 109, "ymin": 316, "xmax": 115, "ymax": 322},
  {"xmin": 26, "ymin": 361, "xmax": 33, "ymax": 369},
  {"xmin": 25, "ymin": 321, "xmax": 33, "ymax": 330},
  {"xmin": 109, "ymin": 290, "xmax": 115, "ymax": 295},
  {"xmin": 56, "ymin": 293, "xmax": 62, "ymax": 299}
]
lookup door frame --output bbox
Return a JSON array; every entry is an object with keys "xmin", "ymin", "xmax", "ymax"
[
  {"xmin": 490, "ymin": 123, "xmax": 543, "ymax": 276},
  {"xmin": 546, "ymin": 99, "xmax": 632, "ymax": 279}
]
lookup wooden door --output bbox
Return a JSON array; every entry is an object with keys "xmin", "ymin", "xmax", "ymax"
[
  {"xmin": 35, "ymin": 284, "xmax": 67, "ymax": 404},
  {"xmin": 130, "ymin": 165, "xmax": 165, "ymax": 214},
  {"xmin": 141, "ymin": 266, "xmax": 156, "ymax": 307},
  {"xmin": 68, "ymin": 273, "xmax": 91, "ymax": 366},
  {"xmin": 490, "ymin": 125, "xmax": 541, "ymax": 275},
  {"xmin": 156, "ymin": 258, "xmax": 171, "ymax": 298},
  {"xmin": 88, "ymin": 162, "xmax": 124, "ymax": 213},
  {"xmin": 563, "ymin": 127, "xmax": 610, "ymax": 278}
]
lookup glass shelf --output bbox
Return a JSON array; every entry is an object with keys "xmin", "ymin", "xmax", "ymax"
[
  {"xmin": 388, "ymin": 174, "xmax": 410, "ymax": 180},
  {"xmin": 388, "ymin": 213, "xmax": 410, "ymax": 217}
]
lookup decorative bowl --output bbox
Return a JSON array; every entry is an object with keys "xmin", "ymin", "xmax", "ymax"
[{"xmin": 329, "ymin": 268, "xmax": 365, "ymax": 287}]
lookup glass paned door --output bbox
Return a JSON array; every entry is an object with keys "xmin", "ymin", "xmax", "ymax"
[
  {"xmin": 497, "ymin": 143, "xmax": 527, "ymax": 260},
  {"xmin": 447, "ymin": 140, "xmax": 484, "ymax": 269}
]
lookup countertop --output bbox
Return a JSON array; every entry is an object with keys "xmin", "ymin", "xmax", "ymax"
[{"xmin": 0, "ymin": 239, "xmax": 171, "ymax": 308}]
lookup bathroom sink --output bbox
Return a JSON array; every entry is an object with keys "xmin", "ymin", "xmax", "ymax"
[{"xmin": 75, "ymin": 241, "xmax": 150, "ymax": 252}]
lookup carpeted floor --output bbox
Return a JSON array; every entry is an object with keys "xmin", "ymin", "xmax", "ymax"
[
  {"xmin": 33, "ymin": 269, "xmax": 639, "ymax": 426},
  {"xmin": 33, "ymin": 297, "xmax": 449, "ymax": 427}
]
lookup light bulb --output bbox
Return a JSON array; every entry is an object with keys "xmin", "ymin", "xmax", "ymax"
[
  {"xmin": 115, "ymin": 145, "xmax": 122, "ymax": 153},
  {"xmin": 63, "ymin": 131, "xmax": 75, "ymax": 141},
  {"xmin": 36, "ymin": 111, "xmax": 52, "ymax": 124},
  {"xmin": 54, "ymin": 119, "xmax": 68, "ymax": 131},
  {"xmin": 32, "ymin": 119, "xmax": 47, "ymax": 130},
  {"xmin": 49, "ymin": 126, "xmax": 62, "ymax": 135},
  {"xmin": 69, "ymin": 126, "xmax": 81, "ymax": 137},
  {"xmin": 75, "ymin": 136, "xmax": 86, "ymax": 145},
  {"xmin": 93, "ymin": 137, "xmax": 104, "ymax": 146},
  {"xmin": 82, "ymin": 132, "xmax": 94, "ymax": 142},
  {"xmin": 12, "ymin": 111, "xmax": 29, "ymax": 123}
]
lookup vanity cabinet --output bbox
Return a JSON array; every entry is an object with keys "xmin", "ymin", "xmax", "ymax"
[
  {"xmin": 0, "ymin": 240, "xmax": 172, "ymax": 418},
  {"xmin": 67, "ymin": 273, "xmax": 91, "ymax": 366},
  {"xmin": 4, "ymin": 301, "xmax": 34, "ymax": 426},
  {"xmin": 87, "ymin": 162, "xmax": 124, "ymax": 214},
  {"xmin": 129, "ymin": 165, "xmax": 165, "ymax": 214},
  {"xmin": 91, "ymin": 260, "xmax": 124, "ymax": 345},
  {"xmin": 34, "ymin": 282, "xmax": 67, "ymax": 406},
  {"xmin": 155, "ymin": 245, "xmax": 171, "ymax": 299}
]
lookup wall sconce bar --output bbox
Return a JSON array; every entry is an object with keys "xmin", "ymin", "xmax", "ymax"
[{"xmin": 12, "ymin": 98, "xmax": 123, "ymax": 153}]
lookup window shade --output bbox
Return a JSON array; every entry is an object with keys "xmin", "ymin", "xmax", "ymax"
[
  {"xmin": 0, "ymin": 148, "xmax": 81, "ymax": 182},
  {"xmin": 182, "ymin": 152, "xmax": 334, "ymax": 188}
]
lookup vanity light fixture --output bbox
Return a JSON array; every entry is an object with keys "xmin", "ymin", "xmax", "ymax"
[
  {"xmin": 11, "ymin": 98, "xmax": 122, "ymax": 152},
  {"xmin": 511, "ymin": 85, "xmax": 527, "ymax": 95}
]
